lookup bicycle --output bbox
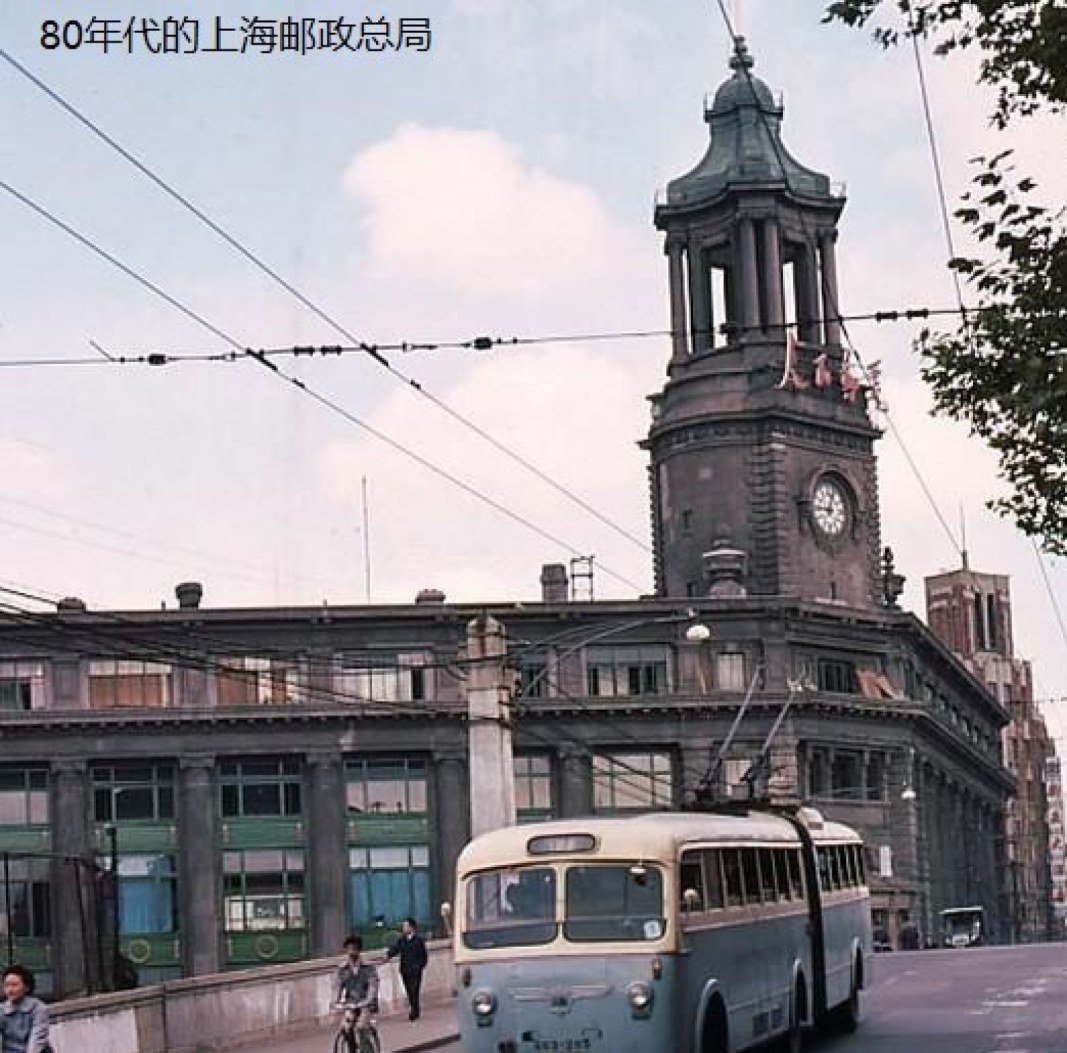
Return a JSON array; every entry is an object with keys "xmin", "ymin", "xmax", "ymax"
[{"xmin": 333, "ymin": 1000, "xmax": 382, "ymax": 1053}]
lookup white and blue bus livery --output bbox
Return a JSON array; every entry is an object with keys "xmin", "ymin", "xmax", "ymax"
[{"xmin": 453, "ymin": 806, "xmax": 870, "ymax": 1053}]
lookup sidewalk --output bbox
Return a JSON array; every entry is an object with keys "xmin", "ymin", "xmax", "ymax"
[{"xmin": 257, "ymin": 1000, "xmax": 459, "ymax": 1053}]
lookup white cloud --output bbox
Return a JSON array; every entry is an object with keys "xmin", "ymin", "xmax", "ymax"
[
  {"xmin": 317, "ymin": 342, "xmax": 654, "ymax": 603},
  {"xmin": 344, "ymin": 124, "xmax": 651, "ymax": 306}
]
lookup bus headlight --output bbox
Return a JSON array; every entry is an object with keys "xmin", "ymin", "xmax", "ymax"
[
  {"xmin": 471, "ymin": 990, "xmax": 497, "ymax": 1018},
  {"xmin": 627, "ymin": 981, "xmax": 654, "ymax": 1012}
]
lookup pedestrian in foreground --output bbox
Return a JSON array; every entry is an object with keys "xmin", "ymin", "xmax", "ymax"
[
  {"xmin": 0, "ymin": 965, "xmax": 51, "ymax": 1053},
  {"xmin": 387, "ymin": 917, "xmax": 428, "ymax": 1021}
]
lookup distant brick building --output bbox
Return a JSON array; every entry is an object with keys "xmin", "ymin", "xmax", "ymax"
[
  {"xmin": 1044, "ymin": 755, "xmax": 1067, "ymax": 936},
  {"xmin": 926, "ymin": 563, "xmax": 1054, "ymax": 940}
]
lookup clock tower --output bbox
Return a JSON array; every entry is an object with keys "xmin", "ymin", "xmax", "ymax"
[{"xmin": 645, "ymin": 39, "xmax": 883, "ymax": 607}]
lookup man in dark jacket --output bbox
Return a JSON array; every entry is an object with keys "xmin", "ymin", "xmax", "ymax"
[{"xmin": 386, "ymin": 917, "xmax": 428, "ymax": 1020}]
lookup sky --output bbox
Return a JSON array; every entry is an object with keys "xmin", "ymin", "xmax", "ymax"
[{"xmin": 2, "ymin": 1, "xmax": 1066, "ymax": 741}]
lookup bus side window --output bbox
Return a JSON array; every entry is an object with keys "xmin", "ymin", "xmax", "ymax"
[
  {"xmin": 773, "ymin": 849, "xmax": 792, "ymax": 901},
  {"xmin": 757, "ymin": 848, "xmax": 777, "ymax": 902},
  {"xmin": 703, "ymin": 849, "xmax": 725, "ymax": 909},
  {"xmin": 680, "ymin": 852, "xmax": 704, "ymax": 913},
  {"xmin": 786, "ymin": 850, "xmax": 804, "ymax": 900},
  {"xmin": 854, "ymin": 845, "xmax": 867, "ymax": 886},
  {"xmin": 722, "ymin": 849, "xmax": 744, "ymax": 907},
  {"xmin": 830, "ymin": 848, "xmax": 843, "ymax": 891},
  {"xmin": 741, "ymin": 848, "xmax": 762, "ymax": 905},
  {"xmin": 817, "ymin": 848, "xmax": 831, "ymax": 893},
  {"xmin": 843, "ymin": 846, "xmax": 858, "ymax": 887}
]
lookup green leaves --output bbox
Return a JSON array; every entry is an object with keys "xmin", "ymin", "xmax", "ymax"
[{"xmin": 825, "ymin": 0, "xmax": 1067, "ymax": 552}]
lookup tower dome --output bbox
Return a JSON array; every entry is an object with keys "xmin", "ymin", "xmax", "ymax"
[{"xmin": 665, "ymin": 38, "xmax": 835, "ymax": 207}]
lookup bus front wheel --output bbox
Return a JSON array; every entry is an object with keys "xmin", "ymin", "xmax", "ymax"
[{"xmin": 701, "ymin": 998, "xmax": 728, "ymax": 1053}]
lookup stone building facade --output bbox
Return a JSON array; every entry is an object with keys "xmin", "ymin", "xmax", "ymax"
[
  {"xmin": 926, "ymin": 564, "xmax": 1054, "ymax": 940},
  {"xmin": 1046, "ymin": 755, "xmax": 1067, "ymax": 937},
  {"xmin": 0, "ymin": 39, "xmax": 1016, "ymax": 997}
]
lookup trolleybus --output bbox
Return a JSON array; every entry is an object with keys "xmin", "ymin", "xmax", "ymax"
[
  {"xmin": 453, "ymin": 806, "xmax": 870, "ymax": 1053},
  {"xmin": 939, "ymin": 905, "xmax": 985, "ymax": 948}
]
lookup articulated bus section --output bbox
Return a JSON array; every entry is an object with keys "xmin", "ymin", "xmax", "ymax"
[{"xmin": 453, "ymin": 807, "xmax": 871, "ymax": 1053}]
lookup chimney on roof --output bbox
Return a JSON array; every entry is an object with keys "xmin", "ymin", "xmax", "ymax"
[
  {"xmin": 175, "ymin": 581, "xmax": 203, "ymax": 609},
  {"xmin": 415, "ymin": 588, "xmax": 446, "ymax": 605},
  {"xmin": 540, "ymin": 563, "xmax": 569, "ymax": 603}
]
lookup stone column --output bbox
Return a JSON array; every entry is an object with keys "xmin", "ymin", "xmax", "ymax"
[
  {"xmin": 688, "ymin": 240, "xmax": 713, "ymax": 354},
  {"xmin": 795, "ymin": 242, "xmax": 822, "ymax": 345},
  {"xmin": 306, "ymin": 751, "xmax": 346, "ymax": 957},
  {"xmin": 559, "ymin": 747, "xmax": 594, "ymax": 818},
  {"xmin": 178, "ymin": 755, "xmax": 221, "ymax": 976},
  {"xmin": 738, "ymin": 217, "xmax": 760, "ymax": 337},
  {"xmin": 50, "ymin": 760, "xmax": 91, "ymax": 996},
  {"xmin": 433, "ymin": 751, "xmax": 469, "ymax": 913},
  {"xmin": 667, "ymin": 238, "xmax": 690, "ymax": 364},
  {"xmin": 762, "ymin": 217, "xmax": 784, "ymax": 332},
  {"xmin": 819, "ymin": 232, "xmax": 841, "ymax": 346}
]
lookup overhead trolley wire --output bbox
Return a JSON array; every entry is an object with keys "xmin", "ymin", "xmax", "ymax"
[
  {"xmin": 0, "ymin": 585, "xmax": 721, "ymax": 799},
  {"xmin": 0, "ymin": 179, "xmax": 646, "ymax": 594},
  {"xmin": 0, "ymin": 45, "xmax": 650, "ymax": 556},
  {"xmin": 909, "ymin": 25, "xmax": 1067, "ymax": 643},
  {"xmin": 10, "ymin": 305, "xmax": 1067, "ymax": 371}
]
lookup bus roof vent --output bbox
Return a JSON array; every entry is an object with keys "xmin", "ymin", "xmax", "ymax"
[{"xmin": 795, "ymin": 806, "xmax": 825, "ymax": 831}]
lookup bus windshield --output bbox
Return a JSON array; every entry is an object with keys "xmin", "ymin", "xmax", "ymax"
[
  {"xmin": 563, "ymin": 864, "xmax": 665, "ymax": 943},
  {"xmin": 464, "ymin": 866, "xmax": 557, "ymax": 949}
]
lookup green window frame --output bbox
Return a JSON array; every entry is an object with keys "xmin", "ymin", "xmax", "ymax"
[
  {"xmin": 0, "ymin": 856, "xmax": 51, "ymax": 938},
  {"xmin": 344, "ymin": 759, "xmax": 427, "ymax": 816},
  {"xmin": 0, "ymin": 769, "xmax": 48, "ymax": 826},
  {"xmin": 220, "ymin": 758, "xmax": 302, "ymax": 818},
  {"xmin": 92, "ymin": 763, "xmax": 175, "ymax": 822},
  {"xmin": 114, "ymin": 853, "xmax": 177, "ymax": 936},
  {"xmin": 348, "ymin": 846, "xmax": 431, "ymax": 932},
  {"xmin": 223, "ymin": 849, "xmax": 306, "ymax": 932}
]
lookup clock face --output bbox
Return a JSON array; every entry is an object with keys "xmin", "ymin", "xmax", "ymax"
[{"xmin": 813, "ymin": 479, "xmax": 848, "ymax": 536}]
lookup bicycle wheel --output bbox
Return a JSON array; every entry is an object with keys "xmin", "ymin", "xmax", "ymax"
[
  {"xmin": 334, "ymin": 1029, "xmax": 357, "ymax": 1053},
  {"xmin": 357, "ymin": 1025, "xmax": 381, "ymax": 1053}
]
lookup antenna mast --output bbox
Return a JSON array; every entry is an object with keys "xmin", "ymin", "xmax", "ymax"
[{"xmin": 361, "ymin": 475, "xmax": 372, "ymax": 603}]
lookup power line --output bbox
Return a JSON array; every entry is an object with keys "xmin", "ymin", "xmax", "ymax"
[
  {"xmin": 909, "ymin": 32, "xmax": 968, "ymax": 317},
  {"xmin": 0, "ymin": 583, "xmax": 721, "ymax": 798},
  {"xmin": 1031, "ymin": 539, "xmax": 1067, "ymax": 657},
  {"xmin": 907, "ymin": 32, "xmax": 1067, "ymax": 666},
  {"xmin": 10, "ymin": 304, "xmax": 1064, "ymax": 371},
  {"xmin": 711, "ymin": 2, "xmax": 965, "ymax": 561},
  {"xmin": 0, "ymin": 180, "xmax": 243, "ymax": 348},
  {"xmin": 0, "ymin": 179, "xmax": 646, "ymax": 594},
  {"xmin": 0, "ymin": 46, "xmax": 648, "ymax": 556}
]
